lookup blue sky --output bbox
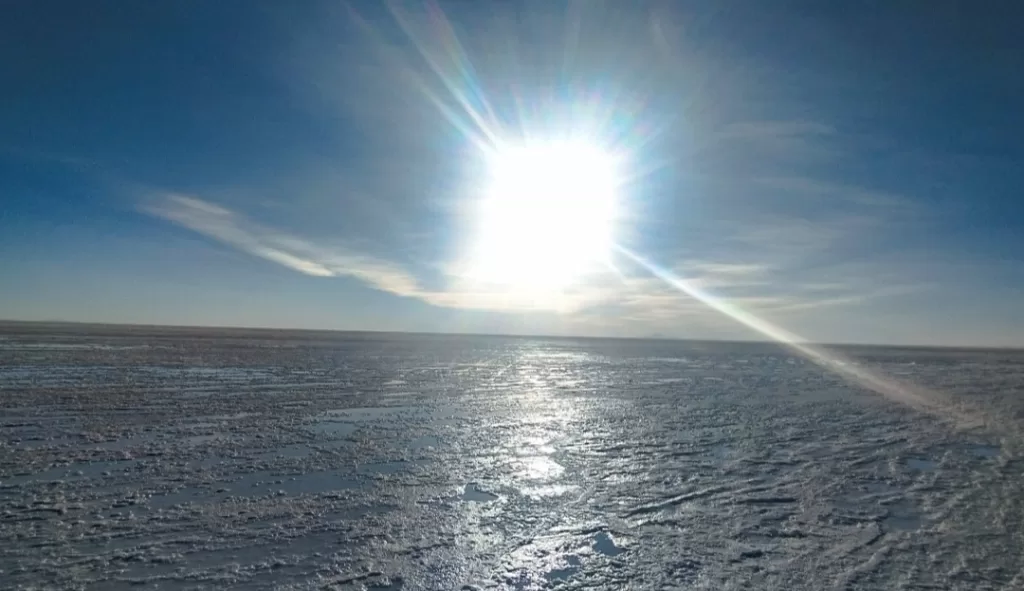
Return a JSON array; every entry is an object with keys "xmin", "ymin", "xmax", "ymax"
[{"xmin": 2, "ymin": 1, "xmax": 1023, "ymax": 346}]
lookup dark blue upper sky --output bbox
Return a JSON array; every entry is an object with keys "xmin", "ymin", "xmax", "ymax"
[{"xmin": 2, "ymin": 0, "xmax": 1023, "ymax": 346}]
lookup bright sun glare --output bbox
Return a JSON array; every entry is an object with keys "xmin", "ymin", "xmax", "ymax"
[{"xmin": 465, "ymin": 139, "xmax": 620, "ymax": 292}]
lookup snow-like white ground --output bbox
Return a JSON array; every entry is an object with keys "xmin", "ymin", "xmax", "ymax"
[{"xmin": 1, "ymin": 325, "xmax": 1023, "ymax": 590}]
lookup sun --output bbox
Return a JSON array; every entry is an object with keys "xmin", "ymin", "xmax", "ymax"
[{"xmin": 463, "ymin": 139, "xmax": 621, "ymax": 293}]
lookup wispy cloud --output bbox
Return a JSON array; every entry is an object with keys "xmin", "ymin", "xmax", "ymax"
[
  {"xmin": 144, "ymin": 194, "xmax": 621, "ymax": 314},
  {"xmin": 753, "ymin": 175, "xmax": 922, "ymax": 211},
  {"xmin": 143, "ymin": 191, "xmax": 927, "ymax": 337},
  {"xmin": 143, "ymin": 195, "xmax": 420, "ymax": 292},
  {"xmin": 715, "ymin": 120, "xmax": 835, "ymax": 142},
  {"xmin": 699, "ymin": 120, "xmax": 840, "ymax": 171}
]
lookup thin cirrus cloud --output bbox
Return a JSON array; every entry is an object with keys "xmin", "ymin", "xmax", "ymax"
[
  {"xmin": 143, "ymin": 195, "xmax": 417, "ymax": 291},
  {"xmin": 143, "ymin": 190, "xmax": 918, "ymax": 334},
  {"xmin": 142, "ymin": 194, "xmax": 619, "ymax": 314}
]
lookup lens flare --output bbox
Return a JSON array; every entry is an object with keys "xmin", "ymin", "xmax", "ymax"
[
  {"xmin": 616, "ymin": 246, "xmax": 958, "ymax": 417},
  {"xmin": 377, "ymin": 0, "xmax": 976, "ymax": 426}
]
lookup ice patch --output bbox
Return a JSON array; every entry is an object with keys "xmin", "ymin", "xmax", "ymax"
[
  {"xmin": 544, "ymin": 555, "xmax": 581, "ymax": 583},
  {"xmin": 883, "ymin": 499, "xmax": 923, "ymax": 532},
  {"xmin": 968, "ymin": 444, "xmax": 1000, "ymax": 459},
  {"xmin": 592, "ymin": 531, "xmax": 625, "ymax": 556},
  {"xmin": 462, "ymin": 483, "xmax": 498, "ymax": 502},
  {"xmin": 907, "ymin": 457, "xmax": 939, "ymax": 471}
]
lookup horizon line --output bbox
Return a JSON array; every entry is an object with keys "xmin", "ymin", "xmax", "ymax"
[{"xmin": 0, "ymin": 318, "xmax": 1019, "ymax": 353}]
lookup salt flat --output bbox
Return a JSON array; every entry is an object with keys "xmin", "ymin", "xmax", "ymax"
[{"xmin": 1, "ymin": 324, "xmax": 1023, "ymax": 590}]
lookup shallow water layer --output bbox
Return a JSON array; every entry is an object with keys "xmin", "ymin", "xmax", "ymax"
[{"xmin": 1, "ymin": 326, "xmax": 1023, "ymax": 590}]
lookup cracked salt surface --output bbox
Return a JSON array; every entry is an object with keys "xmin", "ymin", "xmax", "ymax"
[{"xmin": 2, "ymin": 327, "xmax": 1024, "ymax": 589}]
